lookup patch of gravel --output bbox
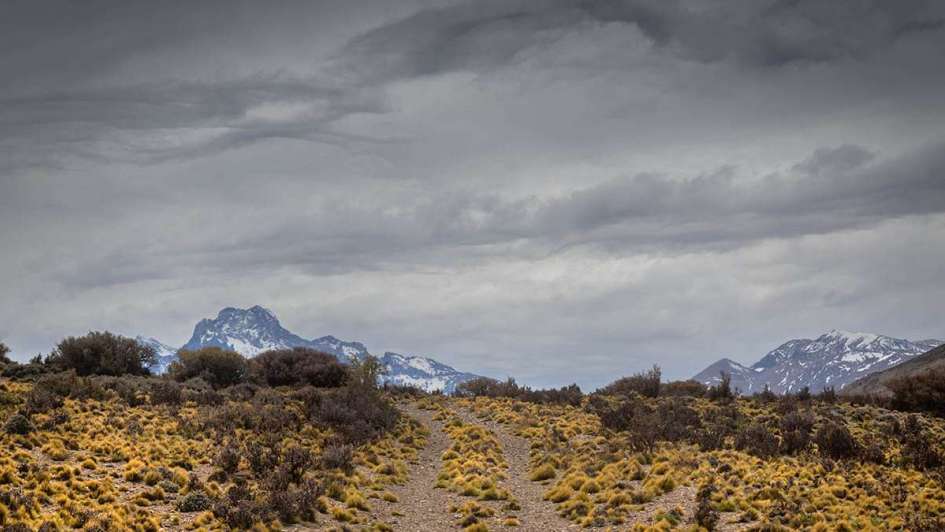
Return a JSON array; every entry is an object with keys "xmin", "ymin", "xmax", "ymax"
[{"xmin": 371, "ymin": 403, "xmax": 456, "ymax": 531}]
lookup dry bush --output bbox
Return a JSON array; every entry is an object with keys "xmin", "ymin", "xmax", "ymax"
[
  {"xmin": 889, "ymin": 369, "xmax": 945, "ymax": 418},
  {"xmin": 169, "ymin": 347, "xmax": 248, "ymax": 388},
  {"xmin": 662, "ymin": 379, "xmax": 708, "ymax": 397},
  {"xmin": 46, "ymin": 331, "xmax": 155, "ymax": 376},
  {"xmin": 599, "ymin": 365, "xmax": 661, "ymax": 398},
  {"xmin": 779, "ymin": 410, "xmax": 814, "ymax": 454},
  {"xmin": 149, "ymin": 380, "xmax": 183, "ymax": 405},
  {"xmin": 814, "ymin": 420, "xmax": 859, "ymax": 459},
  {"xmin": 250, "ymin": 347, "xmax": 348, "ymax": 388},
  {"xmin": 455, "ymin": 377, "xmax": 583, "ymax": 405},
  {"xmin": 735, "ymin": 423, "xmax": 779, "ymax": 459},
  {"xmin": 312, "ymin": 385, "xmax": 399, "ymax": 444}
]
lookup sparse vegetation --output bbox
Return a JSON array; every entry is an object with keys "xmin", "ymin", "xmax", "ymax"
[{"xmin": 2, "ymin": 340, "xmax": 944, "ymax": 530}]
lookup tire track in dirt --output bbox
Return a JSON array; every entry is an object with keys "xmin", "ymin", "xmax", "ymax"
[
  {"xmin": 452, "ymin": 407, "xmax": 580, "ymax": 531},
  {"xmin": 371, "ymin": 403, "xmax": 455, "ymax": 531}
]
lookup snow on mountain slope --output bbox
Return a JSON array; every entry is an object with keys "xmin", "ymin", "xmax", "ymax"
[
  {"xmin": 693, "ymin": 330, "xmax": 943, "ymax": 395},
  {"xmin": 148, "ymin": 306, "xmax": 483, "ymax": 391},
  {"xmin": 690, "ymin": 358, "xmax": 760, "ymax": 394},
  {"xmin": 135, "ymin": 336, "xmax": 178, "ymax": 374},
  {"xmin": 180, "ymin": 306, "xmax": 312, "ymax": 356},
  {"xmin": 379, "ymin": 351, "xmax": 480, "ymax": 393}
]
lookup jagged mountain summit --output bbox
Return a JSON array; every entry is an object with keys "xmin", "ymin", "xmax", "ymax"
[
  {"xmin": 140, "ymin": 305, "xmax": 481, "ymax": 392},
  {"xmin": 693, "ymin": 329, "xmax": 943, "ymax": 395}
]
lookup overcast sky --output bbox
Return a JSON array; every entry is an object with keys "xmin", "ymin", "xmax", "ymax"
[{"xmin": 2, "ymin": 0, "xmax": 944, "ymax": 389}]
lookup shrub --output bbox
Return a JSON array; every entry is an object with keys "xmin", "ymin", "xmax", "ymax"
[
  {"xmin": 313, "ymin": 385, "xmax": 399, "ymax": 444},
  {"xmin": 735, "ymin": 423, "xmax": 779, "ymax": 459},
  {"xmin": 320, "ymin": 441, "xmax": 354, "ymax": 473},
  {"xmin": 454, "ymin": 377, "xmax": 582, "ymax": 405},
  {"xmin": 250, "ymin": 347, "xmax": 347, "ymax": 388},
  {"xmin": 599, "ymin": 365, "xmax": 661, "ymax": 398},
  {"xmin": 661, "ymin": 380, "xmax": 707, "ymax": 397},
  {"xmin": 779, "ymin": 411, "xmax": 815, "ymax": 454},
  {"xmin": 149, "ymin": 380, "xmax": 183, "ymax": 405},
  {"xmin": 695, "ymin": 483, "xmax": 719, "ymax": 531},
  {"xmin": 898, "ymin": 415, "xmax": 943, "ymax": 470},
  {"xmin": 46, "ymin": 331, "xmax": 155, "ymax": 376},
  {"xmin": 169, "ymin": 347, "xmax": 248, "ymax": 388},
  {"xmin": 178, "ymin": 491, "xmax": 213, "ymax": 512},
  {"xmin": 0, "ymin": 342, "xmax": 10, "ymax": 364},
  {"xmin": 2, "ymin": 362, "xmax": 51, "ymax": 380},
  {"xmin": 24, "ymin": 371, "xmax": 107, "ymax": 414},
  {"xmin": 814, "ymin": 421, "xmax": 858, "ymax": 459},
  {"xmin": 707, "ymin": 372, "xmax": 734, "ymax": 402},
  {"xmin": 4, "ymin": 413, "xmax": 32, "ymax": 435},
  {"xmin": 889, "ymin": 369, "xmax": 945, "ymax": 417},
  {"xmin": 214, "ymin": 442, "xmax": 241, "ymax": 476}
]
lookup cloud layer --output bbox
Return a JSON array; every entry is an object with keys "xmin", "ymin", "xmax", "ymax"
[{"xmin": 1, "ymin": 0, "xmax": 944, "ymax": 388}]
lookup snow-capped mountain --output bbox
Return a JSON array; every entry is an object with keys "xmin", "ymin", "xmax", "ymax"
[
  {"xmin": 379, "ymin": 352, "xmax": 480, "ymax": 393},
  {"xmin": 135, "ymin": 336, "xmax": 179, "ymax": 374},
  {"xmin": 180, "ymin": 306, "xmax": 313, "ymax": 357},
  {"xmin": 693, "ymin": 330, "xmax": 943, "ymax": 395},
  {"xmin": 142, "ymin": 305, "xmax": 483, "ymax": 392}
]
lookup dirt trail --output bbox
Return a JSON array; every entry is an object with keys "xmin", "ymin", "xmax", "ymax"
[
  {"xmin": 452, "ymin": 407, "xmax": 580, "ymax": 531},
  {"xmin": 371, "ymin": 403, "xmax": 456, "ymax": 531}
]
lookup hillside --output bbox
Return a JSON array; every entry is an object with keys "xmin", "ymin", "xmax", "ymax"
[
  {"xmin": 693, "ymin": 330, "xmax": 942, "ymax": 394},
  {"xmin": 843, "ymin": 342, "xmax": 945, "ymax": 397}
]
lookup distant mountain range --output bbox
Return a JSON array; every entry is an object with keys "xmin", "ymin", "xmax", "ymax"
[
  {"xmin": 693, "ymin": 330, "xmax": 942, "ymax": 395},
  {"xmin": 138, "ymin": 305, "xmax": 482, "ymax": 393}
]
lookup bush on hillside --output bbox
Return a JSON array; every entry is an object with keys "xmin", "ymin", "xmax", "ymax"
[
  {"xmin": 734, "ymin": 423, "xmax": 779, "ymax": 458},
  {"xmin": 661, "ymin": 380, "xmax": 708, "ymax": 397},
  {"xmin": 46, "ymin": 331, "xmax": 155, "ymax": 376},
  {"xmin": 169, "ymin": 347, "xmax": 248, "ymax": 388},
  {"xmin": 0, "ymin": 342, "xmax": 10, "ymax": 365},
  {"xmin": 889, "ymin": 369, "xmax": 945, "ymax": 418},
  {"xmin": 599, "ymin": 365, "xmax": 661, "ymax": 398},
  {"xmin": 310, "ymin": 385, "xmax": 399, "ymax": 444},
  {"xmin": 250, "ymin": 347, "xmax": 347, "ymax": 388},
  {"xmin": 454, "ymin": 377, "xmax": 583, "ymax": 405},
  {"xmin": 707, "ymin": 372, "xmax": 735, "ymax": 402},
  {"xmin": 814, "ymin": 420, "xmax": 859, "ymax": 459},
  {"xmin": 779, "ymin": 410, "xmax": 815, "ymax": 454}
]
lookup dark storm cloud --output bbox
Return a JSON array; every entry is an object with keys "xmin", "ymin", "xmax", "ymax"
[{"xmin": 342, "ymin": 0, "xmax": 945, "ymax": 78}]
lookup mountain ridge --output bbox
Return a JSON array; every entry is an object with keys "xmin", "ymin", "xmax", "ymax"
[
  {"xmin": 139, "ymin": 305, "xmax": 481, "ymax": 393},
  {"xmin": 693, "ymin": 329, "xmax": 943, "ymax": 394}
]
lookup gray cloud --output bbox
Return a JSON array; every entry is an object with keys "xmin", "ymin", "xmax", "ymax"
[{"xmin": 1, "ymin": 0, "xmax": 944, "ymax": 388}]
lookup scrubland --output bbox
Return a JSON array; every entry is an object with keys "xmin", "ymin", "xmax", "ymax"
[{"xmin": 1, "ymin": 336, "xmax": 944, "ymax": 531}]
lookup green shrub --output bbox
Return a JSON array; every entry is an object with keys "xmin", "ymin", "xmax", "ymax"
[
  {"xmin": 599, "ymin": 365, "xmax": 661, "ymax": 398},
  {"xmin": 4, "ymin": 413, "xmax": 32, "ymax": 435},
  {"xmin": 814, "ymin": 420, "xmax": 858, "ymax": 459},
  {"xmin": 889, "ymin": 369, "xmax": 945, "ymax": 418},
  {"xmin": 735, "ymin": 423, "xmax": 779, "ymax": 459},
  {"xmin": 0, "ymin": 342, "xmax": 10, "ymax": 365},
  {"xmin": 169, "ymin": 347, "xmax": 248, "ymax": 388},
  {"xmin": 177, "ymin": 491, "xmax": 213, "ymax": 512},
  {"xmin": 46, "ymin": 331, "xmax": 155, "ymax": 376},
  {"xmin": 250, "ymin": 347, "xmax": 347, "ymax": 388}
]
